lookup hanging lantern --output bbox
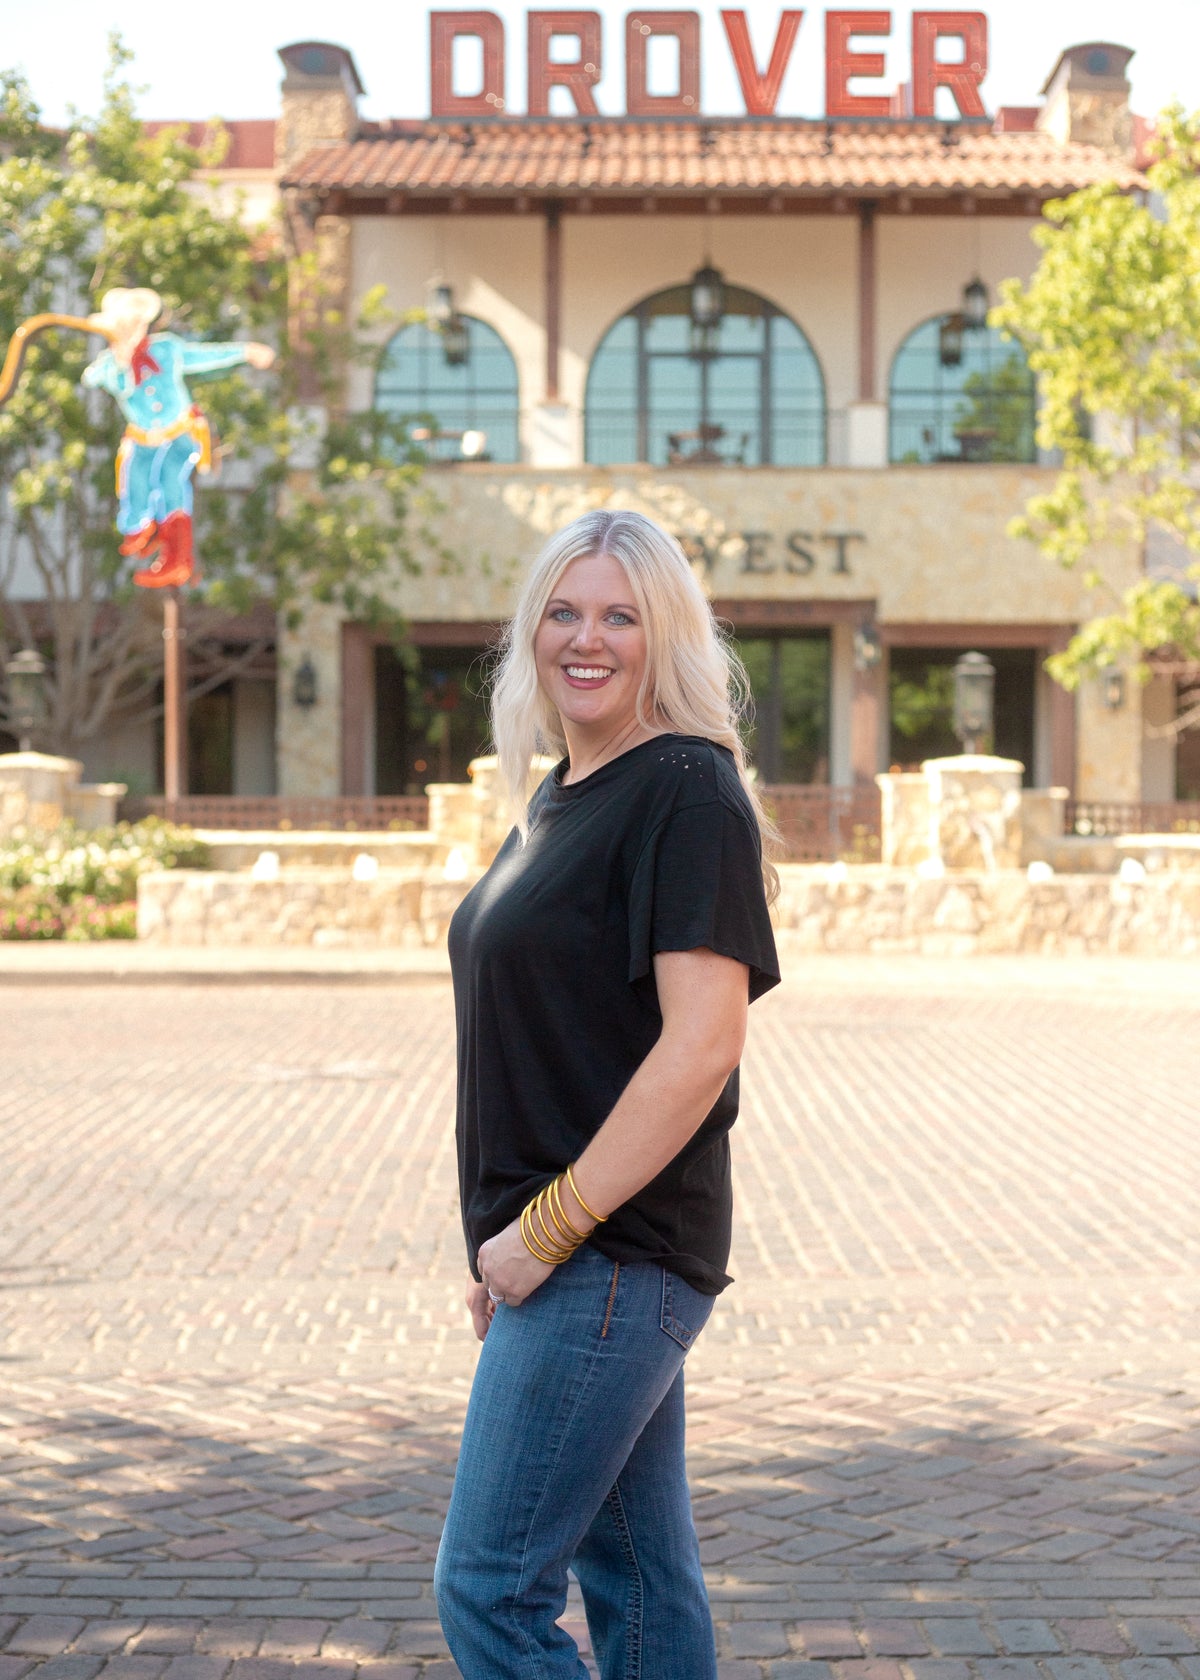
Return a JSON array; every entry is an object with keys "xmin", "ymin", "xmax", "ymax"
[
  {"xmin": 938, "ymin": 312, "xmax": 965, "ymax": 368},
  {"xmin": 442, "ymin": 313, "xmax": 469, "ymax": 367},
  {"xmin": 962, "ymin": 275, "xmax": 990, "ymax": 330},
  {"xmin": 690, "ymin": 264, "xmax": 724, "ymax": 331},
  {"xmin": 428, "ymin": 282, "xmax": 455, "ymax": 328}
]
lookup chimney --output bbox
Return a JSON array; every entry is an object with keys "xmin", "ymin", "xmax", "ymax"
[
  {"xmin": 276, "ymin": 41, "xmax": 365, "ymax": 174},
  {"xmin": 1037, "ymin": 42, "xmax": 1135, "ymax": 155}
]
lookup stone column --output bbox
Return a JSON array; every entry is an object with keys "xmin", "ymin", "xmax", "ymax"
[
  {"xmin": 878, "ymin": 754, "xmax": 1026, "ymax": 871},
  {"xmin": 925, "ymin": 755, "xmax": 1024, "ymax": 871}
]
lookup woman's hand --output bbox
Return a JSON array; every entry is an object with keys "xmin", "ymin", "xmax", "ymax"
[
  {"xmin": 465, "ymin": 1280, "xmax": 494, "ymax": 1342},
  {"xmin": 477, "ymin": 1216, "xmax": 555, "ymax": 1314}
]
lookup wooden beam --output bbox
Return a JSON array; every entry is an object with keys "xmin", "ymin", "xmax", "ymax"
[
  {"xmin": 545, "ymin": 202, "xmax": 562, "ymax": 404},
  {"xmin": 882, "ymin": 622, "xmax": 1069, "ymax": 648},
  {"xmin": 1048, "ymin": 627, "xmax": 1077, "ymax": 792},
  {"xmin": 858, "ymin": 199, "xmax": 877, "ymax": 402},
  {"xmin": 851, "ymin": 657, "xmax": 885, "ymax": 786},
  {"xmin": 340, "ymin": 622, "xmax": 374, "ymax": 797}
]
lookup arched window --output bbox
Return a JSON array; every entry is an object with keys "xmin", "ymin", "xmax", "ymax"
[
  {"xmin": 889, "ymin": 317, "xmax": 1037, "ymax": 464},
  {"xmin": 375, "ymin": 316, "xmax": 520, "ymax": 463},
  {"xmin": 585, "ymin": 284, "xmax": 825, "ymax": 467}
]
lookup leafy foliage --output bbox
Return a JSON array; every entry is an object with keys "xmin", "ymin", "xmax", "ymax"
[
  {"xmin": 992, "ymin": 108, "xmax": 1200, "ymax": 725},
  {"xmin": 0, "ymin": 816, "xmax": 206, "ymax": 938},
  {"xmin": 0, "ymin": 41, "xmax": 431, "ymax": 754}
]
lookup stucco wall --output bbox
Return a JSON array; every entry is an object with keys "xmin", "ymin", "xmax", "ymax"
[{"xmin": 346, "ymin": 210, "xmax": 1038, "ymax": 464}]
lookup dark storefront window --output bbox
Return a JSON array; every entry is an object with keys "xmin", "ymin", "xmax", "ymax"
[
  {"xmin": 375, "ymin": 317, "xmax": 520, "ymax": 463},
  {"xmin": 889, "ymin": 317, "xmax": 1036, "ymax": 464},
  {"xmin": 888, "ymin": 646, "xmax": 1037, "ymax": 783},
  {"xmin": 734, "ymin": 632, "xmax": 830, "ymax": 784},
  {"xmin": 187, "ymin": 682, "xmax": 235, "ymax": 795},
  {"xmin": 586, "ymin": 285, "xmax": 826, "ymax": 467},
  {"xmin": 374, "ymin": 644, "xmax": 492, "ymax": 795}
]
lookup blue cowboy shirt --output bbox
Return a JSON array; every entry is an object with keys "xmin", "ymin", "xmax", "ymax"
[{"xmin": 82, "ymin": 334, "xmax": 249, "ymax": 431}]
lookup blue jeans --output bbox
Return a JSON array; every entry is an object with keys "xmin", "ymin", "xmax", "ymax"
[{"xmin": 435, "ymin": 1245, "xmax": 717, "ymax": 1679}]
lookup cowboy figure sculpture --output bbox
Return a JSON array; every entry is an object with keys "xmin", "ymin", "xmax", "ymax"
[{"xmin": 80, "ymin": 288, "xmax": 274, "ymax": 588}]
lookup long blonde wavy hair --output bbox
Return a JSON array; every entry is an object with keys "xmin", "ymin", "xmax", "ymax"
[{"xmin": 489, "ymin": 508, "xmax": 780, "ymax": 903}]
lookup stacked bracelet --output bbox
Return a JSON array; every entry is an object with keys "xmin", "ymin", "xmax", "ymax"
[{"xmin": 519, "ymin": 1164, "xmax": 608, "ymax": 1266}]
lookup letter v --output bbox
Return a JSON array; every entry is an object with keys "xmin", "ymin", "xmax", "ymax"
[{"xmin": 720, "ymin": 10, "xmax": 804, "ymax": 116}]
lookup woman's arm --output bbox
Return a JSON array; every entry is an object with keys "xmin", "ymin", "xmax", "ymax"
[{"xmin": 474, "ymin": 946, "xmax": 749, "ymax": 1326}]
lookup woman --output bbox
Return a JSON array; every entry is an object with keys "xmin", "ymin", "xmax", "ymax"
[{"xmin": 436, "ymin": 508, "xmax": 780, "ymax": 1679}]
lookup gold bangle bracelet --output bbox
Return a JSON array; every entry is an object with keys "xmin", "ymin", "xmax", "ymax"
[
  {"xmin": 533, "ymin": 1193, "xmax": 576, "ymax": 1260},
  {"xmin": 521, "ymin": 1203, "xmax": 567, "ymax": 1265},
  {"xmin": 530, "ymin": 1192, "xmax": 578, "ymax": 1260},
  {"xmin": 537, "ymin": 1185, "xmax": 577, "ymax": 1246},
  {"xmin": 541, "ymin": 1182, "xmax": 576, "ymax": 1245},
  {"xmin": 566, "ymin": 1163, "xmax": 607, "ymax": 1225},
  {"xmin": 548, "ymin": 1176, "xmax": 588, "ymax": 1243}
]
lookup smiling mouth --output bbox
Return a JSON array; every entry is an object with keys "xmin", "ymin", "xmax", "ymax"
[{"xmin": 563, "ymin": 665, "xmax": 615, "ymax": 682}]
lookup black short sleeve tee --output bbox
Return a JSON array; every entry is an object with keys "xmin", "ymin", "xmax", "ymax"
[{"xmin": 447, "ymin": 734, "xmax": 780, "ymax": 1295}]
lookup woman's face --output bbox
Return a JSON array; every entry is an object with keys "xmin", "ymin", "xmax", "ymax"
[{"xmin": 534, "ymin": 551, "xmax": 649, "ymax": 741}]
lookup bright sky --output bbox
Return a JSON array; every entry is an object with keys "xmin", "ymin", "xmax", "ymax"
[{"xmin": 3, "ymin": 0, "xmax": 1197, "ymax": 127}]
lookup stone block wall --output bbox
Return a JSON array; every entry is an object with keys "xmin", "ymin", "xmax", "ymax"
[
  {"xmin": 137, "ymin": 867, "xmax": 475, "ymax": 949},
  {"xmin": 774, "ymin": 865, "xmax": 1200, "ymax": 956},
  {"xmin": 0, "ymin": 753, "xmax": 125, "ymax": 834}
]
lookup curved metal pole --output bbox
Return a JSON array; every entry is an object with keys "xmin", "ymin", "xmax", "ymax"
[{"xmin": 0, "ymin": 313, "xmax": 113, "ymax": 407}]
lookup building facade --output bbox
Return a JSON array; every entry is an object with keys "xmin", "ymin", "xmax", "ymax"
[{"xmin": 83, "ymin": 20, "xmax": 1198, "ymax": 804}]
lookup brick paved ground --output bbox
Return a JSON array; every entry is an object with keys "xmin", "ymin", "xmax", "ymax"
[{"xmin": 1, "ymin": 959, "xmax": 1199, "ymax": 1680}]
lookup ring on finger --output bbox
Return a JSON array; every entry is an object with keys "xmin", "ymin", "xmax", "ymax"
[{"xmin": 487, "ymin": 1288, "xmax": 504, "ymax": 1305}]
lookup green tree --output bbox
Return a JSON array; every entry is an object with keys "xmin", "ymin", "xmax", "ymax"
[
  {"xmin": 992, "ymin": 107, "xmax": 1200, "ymax": 738},
  {"xmin": 0, "ymin": 42, "xmax": 429, "ymax": 759}
]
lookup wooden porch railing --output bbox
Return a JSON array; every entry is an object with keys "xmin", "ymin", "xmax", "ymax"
[
  {"xmin": 120, "ymin": 795, "xmax": 431, "ymax": 832},
  {"xmin": 121, "ymin": 786, "xmax": 883, "ymax": 860},
  {"xmin": 759, "ymin": 784, "xmax": 882, "ymax": 863}
]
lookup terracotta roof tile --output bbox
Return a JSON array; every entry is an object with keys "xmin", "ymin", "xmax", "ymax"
[{"xmin": 281, "ymin": 119, "xmax": 1144, "ymax": 199}]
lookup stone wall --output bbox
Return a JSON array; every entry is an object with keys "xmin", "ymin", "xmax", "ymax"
[
  {"xmin": 0, "ymin": 753, "xmax": 125, "ymax": 834},
  {"xmin": 137, "ymin": 867, "xmax": 475, "ymax": 949},
  {"xmin": 137, "ymin": 861, "xmax": 1200, "ymax": 956},
  {"xmin": 774, "ymin": 866, "xmax": 1200, "ymax": 957}
]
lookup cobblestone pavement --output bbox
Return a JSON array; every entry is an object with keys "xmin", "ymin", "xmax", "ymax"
[{"xmin": 1, "ymin": 960, "xmax": 1199, "ymax": 1680}]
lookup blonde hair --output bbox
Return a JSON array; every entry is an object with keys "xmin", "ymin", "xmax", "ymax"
[{"xmin": 490, "ymin": 508, "xmax": 780, "ymax": 903}]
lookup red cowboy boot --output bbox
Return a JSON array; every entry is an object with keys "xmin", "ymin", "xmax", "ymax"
[
  {"xmin": 120, "ymin": 520, "xmax": 159, "ymax": 558},
  {"xmin": 133, "ymin": 511, "xmax": 193, "ymax": 589}
]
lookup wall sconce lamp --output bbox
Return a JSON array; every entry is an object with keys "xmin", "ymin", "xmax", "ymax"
[
  {"xmin": 853, "ymin": 623, "xmax": 883, "ymax": 671},
  {"xmin": 293, "ymin": 655, "xmax": 318, "ymax": 709},
  {"xmin": 1102, "ymin": 667, "xmax": 1126, "ymax": 710}
]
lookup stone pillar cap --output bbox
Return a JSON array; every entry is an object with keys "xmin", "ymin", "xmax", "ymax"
[
  {"xmin": 923, "ymin": 754, "xmax": 1025, "ymax": 774},
  {"xmin": 0, "ymin": 751, "xmax": 83, "ymax": 773}
]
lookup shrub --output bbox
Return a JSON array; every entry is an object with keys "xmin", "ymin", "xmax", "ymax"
[
  {"xmin": 0, "ymin": 819, "xmax": 207, "ymax": 939},
  {"xmin": 0, "ymin": 887, "xmax": 68, "ymax": 941},
  {"xmin": 63, "ymin": 898, "xmax": 138, "ymax": 941}
]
